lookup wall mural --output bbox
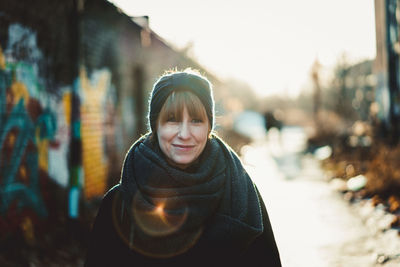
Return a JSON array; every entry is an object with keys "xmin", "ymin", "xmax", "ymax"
[
  {"xmin": 79, "ymin": 67, "xmax": 112, "ymax": 199},
  {"xmin": 0, "ymin": 24, "xmax": 70, "ymax": 230},
  {"xmin": 1, "ymin": 23, "xmax": 117, "ymax": 231},
  {"xmin": 0, "ymin": 52, "xmax": 53, "ymax": 218}
]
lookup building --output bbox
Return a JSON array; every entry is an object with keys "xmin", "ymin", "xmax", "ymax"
[
  {"xmin": 0, "ymin": 0, "xmax": 219, "ymax": 237},
  {"xmin": 374, "ymin": 0, "xmax": 400, "ymax": 143}
]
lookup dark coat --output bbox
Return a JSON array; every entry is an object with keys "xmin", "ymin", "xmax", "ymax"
[{"xmin": 85, "ymin": 136, "xmax": 281, "ymax": 267}]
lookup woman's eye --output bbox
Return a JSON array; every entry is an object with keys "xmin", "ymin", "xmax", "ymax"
[
  {"xmin": 167, "ymin": 116, "xmax": 177, "ymax": 122},
  {"xmin": 192, "ymin": 118, "xmax": 203, "ymax": 123}
]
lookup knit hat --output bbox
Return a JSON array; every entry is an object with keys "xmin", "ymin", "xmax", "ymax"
[{"xmin": 148, "ymin": 71, "xmax": 214, "ymax": 132}]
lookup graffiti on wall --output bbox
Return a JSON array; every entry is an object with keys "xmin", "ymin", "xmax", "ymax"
[
  {"xmin": 79, "ymin": 67, "xmax": 113, "ymax": 199},
  {"xmin": 47, "ymin": 90, "xmax": 71, "ymax": 188},
  {"xmin": 0, "ymin": 51, "xmax": 52, "ymax": 218},
  {"xmin": 0, "ymin": 24, "xmax": 70, "ymax": 224},
  {"xmin": 1, "ymin": 23, "xmax": 118, "ymax": 227}
]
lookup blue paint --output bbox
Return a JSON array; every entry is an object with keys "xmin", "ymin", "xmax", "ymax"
[
  {"xmin": 36, "ymin": 108, "xmax": 57, "ymax": 139},
  {"xmin": 0, "ymin": 65, "xmax": 56, "ymax": 218},
  {"xmin": 14, "ymin": 62, "xmax": 42, "ymax": 99},
  {"xmin": 72, "ymin": 121, "xmax": 81, "ymax": 139},
  {"xmin": 68, "ymin": 186, "xmax": 80, "ymax": 219}
]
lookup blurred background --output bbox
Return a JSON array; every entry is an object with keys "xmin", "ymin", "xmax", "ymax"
[{"xmin": 1, "ymin": 0, "xmax": 400, "ymax": 266}]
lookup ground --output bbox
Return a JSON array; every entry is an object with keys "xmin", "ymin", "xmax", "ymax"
[{"xmin": 242, "ymin": 127, "xmax": 400, "ymax": 267}]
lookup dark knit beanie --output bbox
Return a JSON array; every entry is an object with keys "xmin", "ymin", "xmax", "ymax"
[{"xmin": 148, "ymin": 71, "xmax": 215, "ymax": 132}]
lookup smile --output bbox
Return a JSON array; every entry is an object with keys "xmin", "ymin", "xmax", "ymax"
[{"xmin": 172, "ymin": 144, "xmax": 195, "ymax": 150}]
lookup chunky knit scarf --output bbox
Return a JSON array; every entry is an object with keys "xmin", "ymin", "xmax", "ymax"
[{"xmin": 114, "ymin": 134, "xmax": 263, "ymax": 258}]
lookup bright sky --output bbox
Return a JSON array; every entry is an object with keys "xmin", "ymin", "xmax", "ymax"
[{"xmin": 109, "ymin": 0, "xmax": 376, "ymax": 97}]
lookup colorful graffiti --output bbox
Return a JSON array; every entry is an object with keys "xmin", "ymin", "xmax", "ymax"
[
  {"xmin": 1, "ymin": 23, "xmax": 117, "ymax": 227},
  {"xmin": 0, "ymin": 51, "xmax": 56, "ymax": 218},
  {"xmin": 0, "ymin": 24, "xmax": 72, "ymax": 225},
  {"xmin": 79, "ymin": 67, "xmax": 112, "ymax": 199},
  {"xmin": 47, "ymin": 91, "xmax": 71, "ymax": 188}
]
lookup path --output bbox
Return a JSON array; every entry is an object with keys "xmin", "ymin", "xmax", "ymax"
[{"xmin": 241, "ymin": 127, "xmax": 400, "ymax": 267}]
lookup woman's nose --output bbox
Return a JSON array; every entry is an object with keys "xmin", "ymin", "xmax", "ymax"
[{"xmin": 178, "ymin": 122, "xmax": 190, "ymax": 139}]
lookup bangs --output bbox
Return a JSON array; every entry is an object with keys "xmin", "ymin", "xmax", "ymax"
[{"xmin": 158, "ymin": 91, "xmax": 208, "ymax": 124}]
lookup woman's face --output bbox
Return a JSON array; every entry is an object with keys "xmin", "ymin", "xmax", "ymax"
[{"xmin": 157, "ymin": 105, "xmax": 209, "ymax": 169}]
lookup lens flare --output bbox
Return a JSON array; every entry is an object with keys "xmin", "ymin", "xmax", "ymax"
[
  {"xmin": 132, "ymin": 196, "xmax": 188, "ymax": 237},
  {"xmin": 112, "ymin": 191, "xmax": 202, "ymax": 258}
]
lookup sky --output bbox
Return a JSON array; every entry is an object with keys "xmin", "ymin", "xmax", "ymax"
[{"xmin": 108, "ymin": 0, "xmax": 376, "ymax": 97}]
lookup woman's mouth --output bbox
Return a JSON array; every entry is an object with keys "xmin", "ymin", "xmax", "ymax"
[{"xmin": 173, "ymin": 144, "xmax": 194, "ymax": 151}]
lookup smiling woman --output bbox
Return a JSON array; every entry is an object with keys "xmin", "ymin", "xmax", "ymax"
[
  {"xmin": 156, "ymin": 91, "xmax": 210, "ymax": 169},
  {"xmin": 85, "ymin": 69, "xmax": 281, "ymax": 267}
]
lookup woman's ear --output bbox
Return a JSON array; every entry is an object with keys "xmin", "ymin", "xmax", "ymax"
[{"xmin": 208, "ymin": 129, "xmax": 214, "ymax": 139}]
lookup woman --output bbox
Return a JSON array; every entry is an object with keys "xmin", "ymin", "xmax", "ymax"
[{"xmin": 85, "ymin": 70, "xmax": 281, "ymax": 266}]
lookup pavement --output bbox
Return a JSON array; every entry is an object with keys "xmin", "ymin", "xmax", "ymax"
[{"xmin": 241, "ymin": 127, "xmax": 400, "ymax": 267}]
